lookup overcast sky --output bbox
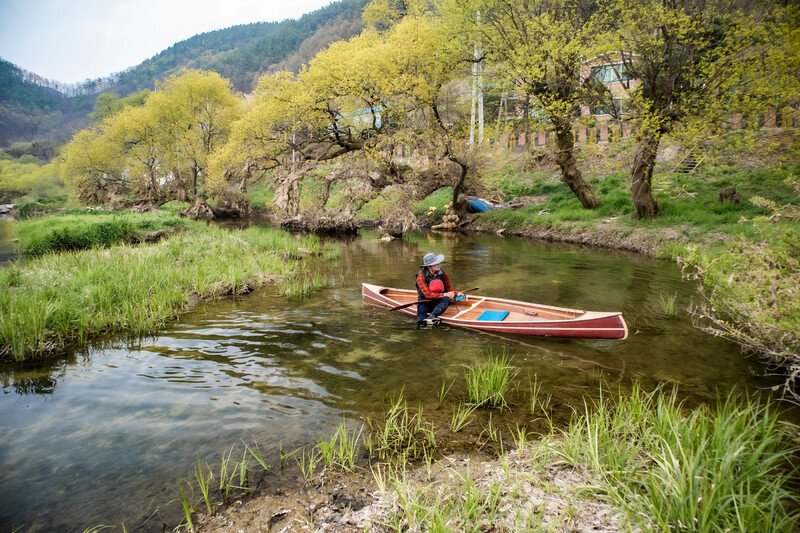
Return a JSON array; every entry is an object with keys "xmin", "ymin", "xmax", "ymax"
[{"xmin": 0, "ymin": 0, "xmax": 335, "ymax": 84}]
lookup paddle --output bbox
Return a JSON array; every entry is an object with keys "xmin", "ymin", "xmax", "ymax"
[{"xmin": 389, "ymin": 287, "xmax": 480, "ymax": 311}]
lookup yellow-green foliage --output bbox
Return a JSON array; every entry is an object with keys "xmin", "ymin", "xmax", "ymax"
[
  {"xmin": 0, "ymin": 157, "xmax": 62, "ymax": 200},
  {"xmin": 61, "ymin": 70, "xmax": 242, "ymax": 203}
]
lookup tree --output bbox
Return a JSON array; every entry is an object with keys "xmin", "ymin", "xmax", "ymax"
[
  {"xmin": 90, "ymin": 89, "xmax": 151, "ymax": 121},
  {"xmin": 369, "ymin": 4, "xmax": 484, "ymax": 209},
  {"xmin": 105, "ymin": 105, "xmax": 162, "ymax": 201},
  {"xmin": 214, "ymin": 1, "xmax": 486, "ymax": 221},
  {"xmin": 62, "ymin": 70, "xmax": 241, "ymax": 208},
  {"xmin": 0, "ymin": 157, "xmax": 61, "ymax": 202},
  {"xmin": 207, "ymin": 30, "xmax": 396, "ymax": 215},
  {"xmin": 60, "ymin": 126, "xmax": 127, "ymax": 205},
  {"xmin": 593, "ymin": 0, "xmax": 787, "ymax": 219},
  {"xmin": 447, "ymin": 0, "xmax": 601, "ymax": 209},
  {"xmin": 146, "ymin": 70, "xmax": 241, "ymax": 201}
]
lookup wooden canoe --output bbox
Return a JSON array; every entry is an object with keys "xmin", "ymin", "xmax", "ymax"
[{"xmin": 362, "ymin": 283, "xmax": 628, "ymax": 340}]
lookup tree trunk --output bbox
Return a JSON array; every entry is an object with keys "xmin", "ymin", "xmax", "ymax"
[
  {"xmin": 630, "ymin": 132, "xmax": 661, "ymax": 219},
  {"xmin": 554, "ymin": 122, "xmax": 599, "ymax": 209},
  {"xmin": 192, "ymin": 166, "xmax": 199, "ymax": 199},
  {"xmin": 450, "ymin": 156, "xmax": 468, "ymax": 208},
  {"xmin": 148, "ymin": 167, "xmax": 160, "ymax": 202}
]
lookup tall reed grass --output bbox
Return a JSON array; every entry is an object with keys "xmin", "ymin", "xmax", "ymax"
[
  {"xmin": 315, "ymin": 419, "xmax": 364, "ymax": 472},
  {"xmin": 0, "ymin": 223, "xmax": 331, "ymax": 361},
  {"xmin": 368, "ymin": 383, "xmax": 799, "ymax": 532},
  {"xmin": 659, "ymin": 291, "xmax": 678, "ymax": 317},
  {"xmin": 558, "ymin": 384, "xmax": 800, "ymax": 531}
]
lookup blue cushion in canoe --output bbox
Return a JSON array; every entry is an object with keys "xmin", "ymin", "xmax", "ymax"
[{"xmin": 477, "ymin": 310, "xmax": 509, "ymax": 321}]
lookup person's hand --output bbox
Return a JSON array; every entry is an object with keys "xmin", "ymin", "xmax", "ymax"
[{"xmin": 444, "ymin": 291, "xmax": 456, "ymax": 299}]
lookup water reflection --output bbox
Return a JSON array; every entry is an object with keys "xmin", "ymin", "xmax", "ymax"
[{"xmin": 0, "ymin": 229, "xmax": 786, "ymax": 531}]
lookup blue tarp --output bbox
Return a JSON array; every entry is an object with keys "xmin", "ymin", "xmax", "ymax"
[
  {"xmin": 477, "ymin": 310, "xmax": 509, "ymax": 321},
  {"xmin": 466, "ymin": 196, "xmax": 510, "ymax": 213}
]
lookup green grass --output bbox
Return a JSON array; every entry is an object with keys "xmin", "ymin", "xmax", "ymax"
[
  {"xmin": 474, "ymin": 161, "xmax": 799, "ymax": 230},
  {"xmin": 411, "ymin": 187, "xmax": 454, "ymax": 218},
  {"xmin": 11, "ymin": 194, "xmax": 69, "ymax": 216},
  {"xmin": 449, "ymin": 403, "xmax": 477, "ymax": 433},
  {"xmin": 558, "ymin": 384, "xmax": 800, "ymax": 531},
  {"xmin": 659, "ymin": 292, "xmax": 679, "ymax": 318},
  {"xmin": 464, "ymin": 350, "xmax": 517, "ymax": 410},
  {"xmin": 245, "ymin": 183, "xmax": 275, "ymax": 207},
  {"xmin": 677, "ymin": 226, "xmax": 800, "ymax": 394},
  {"xmin": 369, "ymin": 384, "xmax": 799, "ymax": 532},
  {"xmin": 386, "ymin": 462, "xmax": 505, "ymax": 532},
  {"xmin": 370, "ymin": 390, "xmax": 437, "ymax": 462},
  {"xmin": 14, "ymin": 210, "xmax": 188, "ymax": 255},
  {"xmin": 158, "ymin": 200, "xmax": 191, "ymax": 214},
  {"xmin": 277, "ymin": 270, "xmax": 329, "ymax": 299},
  {"xmin": 482, "ymin": 161, "xmax": 554, "ymax": 199},
  {"xmin": 0, "ymin": 222, "xmax": 332, "ymax": 361},
  {"xmin": 315, "ymin": 418, "xmax": 364, "ymax": 472},
  {"xmin": 194, "ymin": 455, "xmax": 214, "ymax": 516}
]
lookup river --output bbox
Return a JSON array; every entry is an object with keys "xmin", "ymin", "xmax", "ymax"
[{"xmin": 0, "ymin": 227, "xmax": 785, "ymax": 531}]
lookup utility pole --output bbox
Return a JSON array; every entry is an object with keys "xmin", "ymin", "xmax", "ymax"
[{"xmin": 469, "ymin": 11, "xmax": 484, "ymax": 146}]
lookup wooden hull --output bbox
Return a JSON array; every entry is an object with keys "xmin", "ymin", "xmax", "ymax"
[{"xmin": 362, "ymin": 283, "xmax": 628, "ymax": 340}]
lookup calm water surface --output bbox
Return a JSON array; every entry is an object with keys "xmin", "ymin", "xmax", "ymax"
[{"xmin": 0, "ymin": 228, "xmax": 786, "ymax": 531}]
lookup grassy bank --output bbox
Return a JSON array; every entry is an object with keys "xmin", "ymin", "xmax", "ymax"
[
  {"xmin": 190, "ymin": 377, "xmax": 799, "ymax": 532},
  {"xmin": 0, "ymin": 218, "xmax": 337, "ymax": 362},
  {"xmin": 14, "ymin": 209, "xmax": 188, "ymax": 255}
]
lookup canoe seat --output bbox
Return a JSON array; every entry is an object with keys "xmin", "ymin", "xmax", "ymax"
[{"xmin": 477, "ymin": 310, "xmax": 509, "ymax": 321}]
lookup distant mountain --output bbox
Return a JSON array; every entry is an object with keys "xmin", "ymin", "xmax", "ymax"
[
  {"xmin": 0, "ymin": 0, "xmax": 366, "ymax": 147},
  {"xmin": 0, "ymin": 59, "xmax": 95, "ymax": 146},
  {"xmin": 113, "ymin": 0, "xmax": 367, "ymax": 94}
]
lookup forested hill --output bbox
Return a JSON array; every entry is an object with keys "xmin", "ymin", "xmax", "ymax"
[
  {"xmin": 113, "ymin": 0, "xmax": 367, "ymax": 94},
  {"xmin": 0, "ymin": 0, "xmax": 366, "ymax": 147},
  {"xmin": 0, "ymin": 59, "xmax": 95, "ymax": 146}
]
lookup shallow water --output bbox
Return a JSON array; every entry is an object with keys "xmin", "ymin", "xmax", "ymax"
[{"xmin": 0, "ymin": 228, "xmax": 786, "ymax": 531}]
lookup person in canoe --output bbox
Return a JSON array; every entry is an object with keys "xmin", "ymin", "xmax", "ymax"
[{"xmin": 415, "ymin": 252, "xmax": 463, "ymax": 328}]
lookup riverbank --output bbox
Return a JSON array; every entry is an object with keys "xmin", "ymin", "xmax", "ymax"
[
  {"xmin": 0, "ymin": 215, "xmax": 337, "ymax": 362},
  {"xmin": 191, "ymin": 385, "xmax": 798, "ymax": 532}
]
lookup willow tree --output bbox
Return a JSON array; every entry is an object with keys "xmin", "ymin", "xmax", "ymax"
[
  {"xmin": 146, "ymin": 69, "xmax": 241, "ymax": 201},
  {"xmin": 593, "ymin": 0, "xmax": 786, "ymax": 219},
  {"xmin": 446, "ymin": 0, "xmax": 601, "ymax": 209},
  {"xmin": 60, "ymin": 126, "xmax": 127, "ymax": 205},
  {"xmin": 212, "ymin": 1, "xmax": 481, "ymax": 218},
  {"xmin": 105, "ymin": 105, "xmax": 162, "ymax": 202},
  {"xmin": 368, "ymin": 4, "xmax": 485, "ymax": 209},
  {"xmin": 62, "ymin": 70, "xmax": 241, "ymax": 209},
  {"xmin": 208, "ymin": 29, "xmax": 400, "ymax": 216}
]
